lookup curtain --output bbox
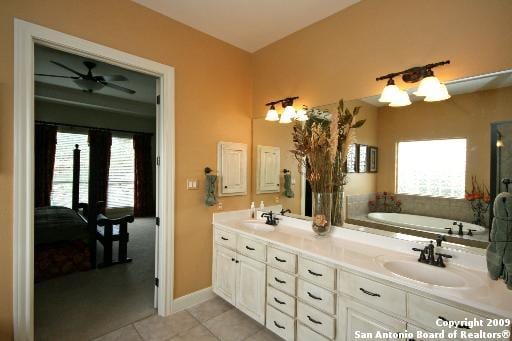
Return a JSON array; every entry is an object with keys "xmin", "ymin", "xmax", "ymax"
[
  {"xmin": 133, "ymin": 134, "xmax": 155, "ymax": 217},
  {"xmin": 88, "ymin": 130, "xmax": 112, "ymax": 214},
  {"xmin": 35, "ymin": 124, "xmax": 58, "ymax": 207}
]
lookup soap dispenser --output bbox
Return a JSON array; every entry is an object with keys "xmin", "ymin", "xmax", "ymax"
[
  {"xmin": 260, "ymin": 201, "xmax": 265, "ymax": 211},
  {"xmin": 250, "ymin": 202, "xmax": 256, "ymax": 219}
]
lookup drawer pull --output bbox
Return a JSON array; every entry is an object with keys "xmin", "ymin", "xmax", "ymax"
[
  {"xmin": 359, "ymin": 287, "xmax": 381, "ymax": 297},
  {"xmin": 273, "ymin": 297, "xmax": 285, "ymax": 305},
  {"xmin": 221, "ymin": 236, "xmax": 229, "ymax": 241},
  {"xmin": 245, "ymin": 245, "xmax": 255, "ymax": 251},
  {"xmin": 438, "ymin": 316, "xmax": 471, "ymax": 329},
  {"xmin": 274, "ymin": 256, "xmax": 287, "ymax": 263},
  {"xmin": 274, "ymin": 277, "xmax": 286, "ymax": 284},
  {"xmin": 307, "ymin": 291, "xmax": 322, "ymax": 300},
  {"xmin": 307, "ymin": 269, "xmax": 323, "ymax": 277},
  {"xmin": 273, "ymin": 321, "xmax": 285, "ymax": 329},
  {"xmin": 307, "ymin": 315, "xmax": 322, "ymax": 325}
]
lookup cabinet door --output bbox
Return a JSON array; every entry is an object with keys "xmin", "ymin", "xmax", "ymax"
[
  {"xmin": 257, "ymin": 145, "xmax": 280, "ymax": 193},
  {"xmin": 339, "ymin": 296, "xmax": 406, "ymax": 341},
  {"xmin": 236, "ymin": 253, "xmax": 266, "ymax": 324},
  {"xmin": 218, "ymin": 142, "xmax": 247, "ymax": 196},
  {"xmin": 213, "ymin": 245, "xmax": 237, "ymax": 305}
]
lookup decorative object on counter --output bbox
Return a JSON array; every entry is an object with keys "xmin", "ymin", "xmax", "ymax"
[
  {"xmin": 283, "ymin": 169, "xmax": 294, "ymax": 198},
  {"xmin": 368, "ymin": 146, "xmax": 378, "ymax": 173},
  {"xmin": 292, "ymin": 99, "xmax": 366, "ymax": 234},
  {"xmin": 358, "ymin": 144, "xmax": 368, "ymax": 173},
  {"xmin": 204, "ymin": 167, "xmax": 218, "ymax": 206},
  {"xmin": 465, "ymin": 176, "xmax": 491, "ymax": 227},
  {"xmin": 487, "ymin": 192, "xmax": 512, "ymax": 289},
  {"xmin": 368, "ymin": 192, "xmax": 402, "ymax": 213},
  {"xmin": 250, "ymin": 201, "xmax": 256, "ymax": 218},
  {"xmin": 376, "ymin": 60, "xmax": 451, "ymax": 107}
]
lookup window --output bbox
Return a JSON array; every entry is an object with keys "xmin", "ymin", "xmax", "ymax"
[
  {"xmin": 397, "ymin": 139, "xmax": 466, "ymax": 198},
  {"xmin": 51, "ymin": 132, "xmax": 90, "ymax": 207},
  {"xmin": 107, "ymin": 136, "xmax": 135, "ymax": 208},
  {"xmin": 51, "ymin": 132, "xmax": 135, "ymax": 209}
]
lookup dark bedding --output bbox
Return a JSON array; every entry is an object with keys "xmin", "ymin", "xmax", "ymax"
[{"xmin": 35, "ymin": 206, "xmax": 89, "ymax": 245}]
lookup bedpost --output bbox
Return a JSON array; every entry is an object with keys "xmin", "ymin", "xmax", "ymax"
[{"xmin": 72, "ymin": 144, "xmax": 80, "ymax": 211}]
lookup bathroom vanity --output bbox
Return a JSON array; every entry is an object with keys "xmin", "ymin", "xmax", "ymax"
[{"xmin": 212, "ymin": 210, "xmax": 512, "ymax": 341}]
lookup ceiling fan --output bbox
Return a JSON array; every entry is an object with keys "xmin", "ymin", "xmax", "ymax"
[{"xmin": 35, "ymin": 60, "xmax": 136, "ymax": 94}]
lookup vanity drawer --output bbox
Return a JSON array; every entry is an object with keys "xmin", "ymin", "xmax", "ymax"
[
  {"xmin": 267, "ymin": 246, "xmax": 297, "ymax": 273},
  {"xmin": 298, "ymin": 257, "xmax": 336, "ymax": 290},
  {"xmin": 237, "ymin": 235, "xmax": 266, "ymax": 262},
  {"xmin": 267, "ymin": 267, "xmax": 296, "ymax": 295},
  {"xmin": 407, "ymin": 293, "xmax": 509, "ymax": 337},
  {"xmin": 214, "ymin": 228, "xmax": 236, "ymax": 249},
  {"xmin": 297, "ymin": 322, "xmax": 330, "ymax": 341},
  {"xmin": 267, "ymin": 286, "xmax": 296, "ymax": 317},
  {"xmin": 340, "ymin": 271, "xmax": 406, "ymax": 317},
  {"xmin": 266, "ymin": 305, "xmax": 295, "ymax": 341},
  {"xmin": 297, "ymin": 301, "xmax": 336, "ymax": 339},
  {"xmin": 297, "ymin": 279, "xmax": 336, "ymax": 315}
]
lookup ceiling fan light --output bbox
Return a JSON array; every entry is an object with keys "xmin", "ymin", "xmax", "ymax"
[
  {"xmin": 74, "ymin": 79, "xmax": 103, "ymax": 91},
  {"xmin": 413, "ymin": 76, "xmax": 441, "ymax": 97},
  {"xmin": 265, "ymin": 105, "xmax": 279, "ymax": 121},
  {"xmin": 424, "ymin": 83, "xmax": 451, "ymax": 102},
  {"xmin": 389, "ymin": 90, "xmax": 411, "ymax": 107}
]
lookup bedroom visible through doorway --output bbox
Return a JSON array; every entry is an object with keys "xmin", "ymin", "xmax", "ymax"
[{"xmin": 33, "ymin": 43, "xmax": 160, "ymax": 340}]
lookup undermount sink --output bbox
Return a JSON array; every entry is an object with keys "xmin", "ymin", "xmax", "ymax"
[
  {"xmin": 376, "ymin": 256, "xmax": 482, "ymax": 288},
  {"xmin": 240, "ymin": 219, "xmax": 275, "ymax": 231}
]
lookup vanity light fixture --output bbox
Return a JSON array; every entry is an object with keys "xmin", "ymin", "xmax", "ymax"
[
  {"xmin": 497, "ymin": 131, "xmax": 504, "ymax": 148},
  {"xmin": 264, "ymin": 96, "xmax": 304, "ymax": 124},
  {"xmin": 377, "ymin": 60, "xmax": 451, "ymax": 107}
]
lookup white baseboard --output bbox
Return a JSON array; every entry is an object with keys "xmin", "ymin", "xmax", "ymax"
[{"xmin": 171, "ymin": 287, "xmax": 215, "ymax": 313}]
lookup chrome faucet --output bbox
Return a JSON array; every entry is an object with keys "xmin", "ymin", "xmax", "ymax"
[{"xmin": 261, "ymin": 211, "xmax": 279, "ymax": 226}]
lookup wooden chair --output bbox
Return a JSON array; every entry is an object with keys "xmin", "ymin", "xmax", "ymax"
[{"xmin": 96, "ymin": 213, "xmax": 135, "ymax": 268}]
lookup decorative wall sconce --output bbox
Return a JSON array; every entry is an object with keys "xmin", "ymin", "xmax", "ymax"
[
  {"xmin": 265, "ymin": 96, "xmax": 308, "ymax": 123},
  {"xmin": 497, "ymin": 131, "xmax": 504, "ymax": 148},
  {"xmin": 377, "ymin": 60, "xmax": 451, "ymax": 107}
]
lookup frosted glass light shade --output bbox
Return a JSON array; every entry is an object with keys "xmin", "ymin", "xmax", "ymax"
[
  {"xmin": 424, "ymin": 83, "xmax": 451, "ymax": 102},
  {"xmin": 265, "ymin": 107, "xmax": 279, "ymax": 121},
  {"xmin": 389, "ymin": 90, "xmax": 411, "ymax": 107},
  {"xmin": 279, "ymin": 105, "xmax": 295, "ymax": 123},
  {"xmin": 378, "ymin": 84, "xmax": 401, "ymax": 103},
  {"xmin": 413, "ymin": 76, "xmax": 442, "ymax": 97},
  {"xmin": 295, "ymin": 108, "xmax": 308, "ymax": 121}
]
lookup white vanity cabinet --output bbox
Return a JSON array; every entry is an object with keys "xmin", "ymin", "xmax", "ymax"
[{"xmin": 212, "ymin": 227, "xmax": 266, "ymax": 324}]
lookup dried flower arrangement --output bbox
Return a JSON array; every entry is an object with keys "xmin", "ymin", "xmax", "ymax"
[
  {"xmin": 291, "ymin": 99, "xmax": 366, "ymax": 233},
  {"xmin": 368, "ymin": 192, "xmax": 402, "ymax": 213},
  {"xmin": 465, "ymin": 176, "xmax": 491, "ymax": 226}
]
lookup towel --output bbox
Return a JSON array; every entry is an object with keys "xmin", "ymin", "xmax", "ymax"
[
  {"xmin": 487, "ymin": 192, "xmax": 512, "ymax": 289},
  {"xmin": 283, "ymin": 173, "xmax": 294, "ymax": 198},
  {"xmin": 205, "ymin": 174, "xmax": 218, "ymax": 206}
]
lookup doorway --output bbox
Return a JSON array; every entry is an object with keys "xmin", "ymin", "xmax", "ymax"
[{"xmin": 13, "ymin": 19, "xmax": 175, "ymax": 341}]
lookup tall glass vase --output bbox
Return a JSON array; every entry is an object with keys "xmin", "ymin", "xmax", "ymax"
[
  {"xmin": 331, "ymin": 188, "xmax": 344, "ymax": 227},
  {"xmin": 312, "ymin": 192, "xmax": 332, "ymax": 236}
]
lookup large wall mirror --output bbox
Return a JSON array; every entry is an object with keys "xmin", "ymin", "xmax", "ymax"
[{"xmin": 252, "ymin": 70, "xmax": 512, "ymax": 249}]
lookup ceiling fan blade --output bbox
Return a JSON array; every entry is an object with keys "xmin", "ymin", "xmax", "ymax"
[
  {"xmin": 50, "ymin": 61, "xmax": 85, "ymax": 77},
  {"xmin": 102, "ymin": 82, "xmax": 136, "ymax": 94},
  {"xmin": 95, "ymin": 75, "xmax": 128, "ymax": 82},
  {"xmin": 35, "ymin": 73, "xmax": 80, "ymax": 79}
]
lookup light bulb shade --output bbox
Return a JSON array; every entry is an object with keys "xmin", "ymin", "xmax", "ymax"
[
  {"xmin": 279, "ymin": 105, "xmax": 296, "ymax": 123},
  {"xmin": 74, "ymin": 79, "xmax": 104, "ymax": 91},
  {"xmin": 424, "ymin": 83, "xmax": 451, "ymax": 102},
  {"xmin": 413, "ymin": 76, "xmax": 442, "ymax": 97},
  {"xmin": 389, "ymin": 90, "xmax": 411, "ymax": 107},
  {"xmin": 378, "ymin": 84, "xmax": 401, "ymax": 103},
  {"xmin": 295, "ymin": 108, "xmax": 308, "ymax": 121},
  {"xmin": 497, "ymin": 139, "xmax": 504, "ymax": 148},
  {"xmin": 265, "ymin": 108, "xmax": 279, "ymax": 121}
]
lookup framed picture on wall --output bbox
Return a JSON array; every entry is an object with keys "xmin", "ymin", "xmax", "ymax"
[
  {"xmin": 358, "ymin": 144, "xmax": 368, "ymax": 173},
  {"xmin": 368, "ymin": 146, "xmax": 378, "ymax": 173},
  {"xmin": 345, "ymin": 144, "xmax": 358, "ymax": 173}
]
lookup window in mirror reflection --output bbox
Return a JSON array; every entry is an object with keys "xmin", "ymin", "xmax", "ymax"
[{"xmin": 397, "ymin": 139, "xmax": 466, "ymax": 198}]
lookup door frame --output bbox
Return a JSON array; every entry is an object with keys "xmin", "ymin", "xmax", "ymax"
[{"xmin": 13, "ymin": 19, "xmax": 175, "ymax": 340}]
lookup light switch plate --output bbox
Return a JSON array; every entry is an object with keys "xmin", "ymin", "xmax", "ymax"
[{"xmin": 187, "ymin": 179, "xmax": 199, "ymax": 190}]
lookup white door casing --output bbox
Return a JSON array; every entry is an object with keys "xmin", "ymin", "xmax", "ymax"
[{"xmin": 13, "ymin": 19, "xmax": 175, "ymax": 341}]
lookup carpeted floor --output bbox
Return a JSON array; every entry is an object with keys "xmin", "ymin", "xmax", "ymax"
[{"xmin": 35, "ymin": 217, "xmax": 156, "ymax": 341}]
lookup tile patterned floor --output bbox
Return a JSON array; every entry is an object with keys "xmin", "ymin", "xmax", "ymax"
[{"xmin": 93, "ymin": 296, "xmax": 282, "ymax": 341}]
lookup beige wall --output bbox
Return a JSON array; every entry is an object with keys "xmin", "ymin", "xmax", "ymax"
[
  {"xmin": 0, "ymin": 1, "xmax": 252, "ymax": 338},
  {"xmin": 377, "ymin": 86, "xmax": 512, "ymax": 193}
]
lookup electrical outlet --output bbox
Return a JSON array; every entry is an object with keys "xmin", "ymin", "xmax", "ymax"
[
  {"xmin": 217, "ymin": 202, "xmax": 223, "ymax": 210},
  {"xmin": 275, "ymin": 196, "xmax": 280, "ymax": 204}
]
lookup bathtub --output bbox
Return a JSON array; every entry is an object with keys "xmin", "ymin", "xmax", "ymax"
[{"xmin": 367, "ymin": 212, "xmax": 486, "ymax": 235}]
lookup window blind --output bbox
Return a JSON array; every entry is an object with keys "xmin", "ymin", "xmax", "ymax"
[{"xmin": 107, "ymin": 136, "xmax": 135, "ymax": 208}]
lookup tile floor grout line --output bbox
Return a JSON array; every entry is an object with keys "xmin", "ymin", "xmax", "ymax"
[
  {"xmin": 92, "ymin": 310, "xmax": 156, "ymax": 340},
  {"xmin": 186, "ymin": 308, "xmax": 221, "ymax": 341}
]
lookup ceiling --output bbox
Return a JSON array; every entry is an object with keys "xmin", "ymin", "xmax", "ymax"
[
  {"xmin": 131, "ymin": 0, "xmax": 360, "ymax": 52},
  {"xmin": 35, "ymin": 44, "xmax": 157, "ymax": 104}
]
